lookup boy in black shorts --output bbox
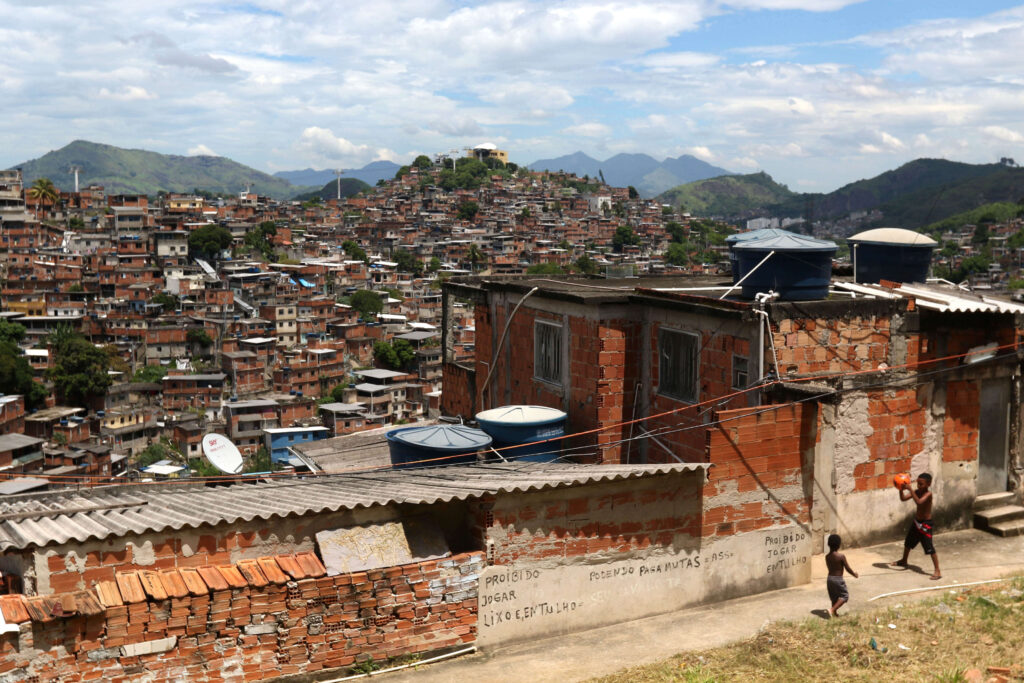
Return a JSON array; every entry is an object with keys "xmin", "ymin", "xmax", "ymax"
[
  {"xmin": 825, "ymin": 533, "xmax": 858, "ymax": 617},
  {"xmin": 891, "ymin": 472, "xmax": 942, "ymax": 580}
]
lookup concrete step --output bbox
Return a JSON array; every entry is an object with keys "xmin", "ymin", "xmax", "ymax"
[
  {"xmin": 970, "ymin": 505, "xmax": 1024, "ymax": 532},
  {"xmin": 987, "ymin": 519, "xmax": 1024, "ymax": 537},
  {"xmin": 972, "ymin": 492, "xmax": 1018, "ymax": 511}
]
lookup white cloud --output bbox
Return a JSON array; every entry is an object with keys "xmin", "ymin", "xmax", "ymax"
[
  {"xmin": 187, "ymin": 144, "xmax": 218, "ymax": 156},
  {"xmin": 297, "ymin": 127, "xmax": 398, "ymax": 166},
  {"xmin": 563, "ymin": 123, "xmax": 613, "ymax": 138},
  {"xmin": 982, "ymin": 125, "xmax": 1024, "ymax": 143},
  {"xmin": 686, "ymin": 146, "xmax": 715, "ymax": 160},
  {"xmin": 97, "ymin": 86, "xmax": 156, "ymax": 101}
]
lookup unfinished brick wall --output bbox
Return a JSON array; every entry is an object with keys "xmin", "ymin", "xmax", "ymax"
[
  {"xmin": 440, "ymin": 362, "xmax": 476, "ymax": 419},
  {"xmin": 853, "ymin": 387, "xmax": 927, "ymax": 490},
  {"xmin": 0, "ymin": 551, "xmax": 482, "ymax": 682},
  {"xmin": 943, "ymin": 380, "xmax": 980, "ymax": 462},
  {"xmin": 702, "ymin": 403, "xmax": 814, "ymax": 537},
  {"xmin": 772, "ymin": 313, "xmax": 895, "ymax": 376},
  {"xmin": 476, "ymin": 474, "xmax": 704, "ymax": 566}
]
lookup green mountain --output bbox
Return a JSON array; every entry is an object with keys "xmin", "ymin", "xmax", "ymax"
[
  {"xmin": 924, "ymin": 202, "xmax": 1024, "ymax": 236},
  {"xmin": 657, "ymin": 171, "xmax": 797, "ymax": 217},
  {"xmin": 9, "ymin": 140, "xmax": 312, "ymax": 199},
  {"xmin": 658, "ymin": 159, "xmax": 1024, "ymax": 228},
  {"xmin": 292, "ymin": 178, "xmax": 371, "ymax": 202}
]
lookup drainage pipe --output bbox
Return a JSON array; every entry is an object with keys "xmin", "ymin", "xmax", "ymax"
[
  {"xmin": 324, "ymin": 646, "xmax": 478, "ymax": 682},
  {"xmin": 478, "ymin": 286, "xmax": 538, "ymax": 412},
  {"xmin": 867, "ymin": 578, "xmax": 1007, "ymax": 602}
]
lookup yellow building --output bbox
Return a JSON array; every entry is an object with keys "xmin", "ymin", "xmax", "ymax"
[{"xmin": 467, "ymin": 143, "xmax": 509, "ymax": 164}]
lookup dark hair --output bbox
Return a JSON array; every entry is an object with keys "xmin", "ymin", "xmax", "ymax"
[
  {"xmin": 827, "ymin": 534, "xmax": 842, "ymax": 551},
  {"xmin": 918, "ymin": 472, "xmax": 932, "ymax": 484}
]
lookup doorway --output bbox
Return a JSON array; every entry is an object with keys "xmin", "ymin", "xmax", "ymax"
[{"xmin": 977, "ymin": 379, "xmax": 1011, "ymax": 494}]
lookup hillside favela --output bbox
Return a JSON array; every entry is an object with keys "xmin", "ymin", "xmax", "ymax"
[{"xmin": 1, "ymin": 2, "xmax": 1024, "ymax": 682}]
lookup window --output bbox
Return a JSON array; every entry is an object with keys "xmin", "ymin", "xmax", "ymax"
[
  {"xmin": 534, "ymin": 320, "xmax": 563, "ymax": 385},
  {"xmin": 658, "ymin": 328, "xmax": 698, "ymax": 402},
  {"xmin": 732, "ymin": 355, "xmax": 749, "ymax": 390}
]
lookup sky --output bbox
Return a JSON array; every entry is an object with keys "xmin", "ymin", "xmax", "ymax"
[{"xmin": 2, "ymin": 1, "xmax": 1024, "ymax": 191}]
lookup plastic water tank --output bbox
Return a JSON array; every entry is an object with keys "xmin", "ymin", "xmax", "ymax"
[
  {"xmin": 732, "ymin": 232, "xmax": 837, "ymax": 300},
  {"xmin": 475, "ymin": 405, "xmax": 567, "ymax": 463},
  {"xmin": 725, "ymin": 229, "xmax": 794, "ymax": 284},
  {"xmin": 386, "ymin": 424, "xmax": 492, "ymax": 469},
  {"xmin": 848, "ymin": 227, "xmax": 937, "ymax": 284}
]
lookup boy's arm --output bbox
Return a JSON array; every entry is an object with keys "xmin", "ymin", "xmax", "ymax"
[
  {"xmin": 898, "ymin": 487, "xmax": 912, "ymax": 501},
  {"xmin": 842, "ymin": 556, "xmax": 858, "ymax": 578},
  {"xmin": 908, "ymin": 489, "xmax": 932, "ymax": 506}
]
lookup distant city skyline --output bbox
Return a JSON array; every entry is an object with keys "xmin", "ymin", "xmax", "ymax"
[{"xmin": 2, "ymin": 1, "xmax": 1023, "ymax": 192}]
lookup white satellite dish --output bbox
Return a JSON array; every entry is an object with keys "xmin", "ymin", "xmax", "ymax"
[{"xmin": 201, "ymin": 433, "xmax": 244, "ymax": 474}]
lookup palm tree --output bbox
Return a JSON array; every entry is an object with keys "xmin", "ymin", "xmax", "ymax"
[
  {"xmin": 467, "ymin": 244, "xmax": 484, "ymax": 272},
  {"xmin": 27, "ymin": 177, "xmax": 60, "ymax": 217}
]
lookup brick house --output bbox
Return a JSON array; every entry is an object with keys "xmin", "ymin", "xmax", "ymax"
[{"xmin": 442, "ymin": 275, "xmax": 1024, "ymax": 547}]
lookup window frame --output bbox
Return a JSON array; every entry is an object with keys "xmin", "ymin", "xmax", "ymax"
[
  {"xmin": 657, "ymin": 327, "xmax": 699, "ymax": 403},
  {"xmin": 732, "ymin": 354, "xmax": 749, "ymax": 391},
  {"xmin": 533, "ymin": 319, "xmax": 564, "ymax": 386}
]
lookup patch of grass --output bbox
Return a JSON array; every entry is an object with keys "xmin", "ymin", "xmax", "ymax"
[{"xmin": 592, "ymin": 576, "xmax": 1024, "ymax": 683}]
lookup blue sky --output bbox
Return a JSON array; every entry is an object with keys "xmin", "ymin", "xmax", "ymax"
[{"xmin": 1, "ymin": 1, "xmax": 1023, "ymax": 191}]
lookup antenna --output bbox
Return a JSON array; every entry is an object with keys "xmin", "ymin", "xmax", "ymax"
[
  {"xmin": 201, "ymin": 433, "xmax": 244, "ymax": 474},
  {"xmin": 335, "ymin": 168, "xmax": 344, "ymax": 201},
  {"xmin": 69, "ymin": 165, "xmax": 81, "ymax": 193}
]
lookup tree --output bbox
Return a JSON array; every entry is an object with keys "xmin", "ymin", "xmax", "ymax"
[
  {"xmin": 188, "ymin": 224, "xmax": 233, "ymax": 260},
  {"xmin": 612, "ymin": 225, "xmax": 640, "ymax": 252},
  {"xmin": 350, "ymin": 290, "xmax": 383, "ymax": 320},
  {"xmin": 466, "ymin": 244, "xmax": 484, "ymax": 271},
  {"xmin": 187, "ymin": 329, "xmax": 213, "ymax": 347},
  {"xmin": 341, "ymin": 239, "xmax": 368, "ymax": 262},
  {"xmin": 393, "ymin": 250, "xmax": 424, "ymax": 276},
  {"xmin": 243, "ymin": 221, "xmax": 277, "ymax": 260},
  {"xmin": 666, "ymin": 221, "xmax": 686, "ymax": 243},
  {"xmin": 427, "ymin": 256, "xmax": 442, "ymax": 273},
  {"xmin": 134, "ymin": 365, "xmax": 168, "ymax": 383},
  {"xmin": 394, "ymin": 165, "xmax": 412, "ymax": 180},
  {"xmin": 412, "ymin": 155, "xmax": 433, "ymax": 170},
  {"xmin": 457, "ymin": 201, "xmax": 479, "ymax": 221},
  {"xmin": 27, "ymin": 177, "xmax": 59, "ymax": 210},
  {"xmin": 152, "ymin": 292, "xmax": 180, "ymax": 313},
  {"xmin": 665, "ymin": 242, "xmax": 691, "ymax": 266},
  {"xmin": 68, "ymin": 216, "xmax": 85, "ymax": 230},
  {"xmin": 627, "ymin": 186, "xmax": 639, "ymax": 200},
  {"xmin": 48, "ymin": 330, "xmax": 112, "ymax": 407},
  {"xmin": 558, "ymin": 239, "xmax": 571, "ymax": 251},
  {"xmin": 574, "ymin": 254, "xmax": 598, "ymax": 275},
  {"xmin": 373, "ymin": 339, "xmax": 415, "ymax": 370},
  {"xmin": 0, "ymin": 321, "xmax": 47, "ymax": 410}
]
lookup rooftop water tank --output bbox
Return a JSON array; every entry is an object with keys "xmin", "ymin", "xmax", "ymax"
[
  {"xmin": 475, "ymin": 405, "xmax": 567, "ymax": 463},
  {"xmin": 386, "ymin": 424, "xmax": 492, "ymax": 469},
  {"xmin": 847, "ymin": 227, "xmax": 937, "ymax": 284},
  {"xmin": 725, "ymin": 229, "xmax": 794, "ymax": 284},
  {"xmin": 732, "ymin": 232, "xmax": 837, "ymax": 301}
]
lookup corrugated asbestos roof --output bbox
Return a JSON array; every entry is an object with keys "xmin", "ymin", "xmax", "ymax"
[
  {"xmin": 833, "ymin": 281, "xmax": 1024, "ymax": 314},
  {"xmin": 0, "ymin": 463, "xmax": 706, "ymax": 552}
]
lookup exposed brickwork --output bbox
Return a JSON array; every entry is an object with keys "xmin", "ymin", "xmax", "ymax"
[
  {"xmin": 440, "ymin": 361, "xmax": 476, "ymax": 419},
  {"xmin": 772, "ymin": 313, "xmax": 894, "ymax": 376},
  {"xmin": 943, "ymin": 380, "xmax": 980, "ymax": 462},
  {"xmin": 854, "ymin": 387, "xmax": 926, "ymax": 490},
  {"xmin": 0, "ymin": 552, "xmax": 482, "ymax": 682},
  {"xmin": 478, "ymin": 475, "xmax": 703, "ymax": 565},
  {"xmin": 703, "ymin": 403, "xmax": 814, "ymax": 538}
]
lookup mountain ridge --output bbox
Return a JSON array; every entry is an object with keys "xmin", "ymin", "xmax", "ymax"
[{"xmin": 528, "ymin": 151, "xmax": 732, "ymax": 196}]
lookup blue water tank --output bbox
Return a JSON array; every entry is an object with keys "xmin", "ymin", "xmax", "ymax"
[
  {"xmin": 725, "ymin": 229, "xmax": 795, "ymax": 284},
  {"xmin": 848, "ymin": 228, "xmax": 937, "ymax": 284},
  {"xmin": 475, "ymin": 405, "xmax": 567, "ymax": 463},
  {"xmin": 732, "ymin": 232, "xmax": 837, "ymax": 300},
  {"xmin": 386, "ymin": 425, "xmax": 492, "ymax": 469}
]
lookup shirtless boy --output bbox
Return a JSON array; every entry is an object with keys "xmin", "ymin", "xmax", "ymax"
[
  {"xmin": 891, "ymin": 472, "xmax": 942, "ymax": 580},
  {"xmin": 825, "ymin": 534, "xmax": 858, "ymax": 617}
]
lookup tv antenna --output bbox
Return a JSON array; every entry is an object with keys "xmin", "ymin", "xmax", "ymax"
[{"xmin": 68, "ymin": 166, "xmax": 81, "ymax": 193}]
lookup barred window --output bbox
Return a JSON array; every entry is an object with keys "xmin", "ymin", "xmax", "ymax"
[
  {"xmin": 658, "ymin": 328, "xmax": 698, "ymax": 402},
  {"xmin": 534, "ymin": 320, "xmax": 563, "ymax": 385},
  {"xmin": 732, "ymin": 355, "xmax": 749, "ymax": 390}
]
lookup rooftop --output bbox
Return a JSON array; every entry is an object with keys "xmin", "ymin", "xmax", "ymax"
[{"xmin": 0, "ymin": 462, "xmax": 707, "ymax": 550}]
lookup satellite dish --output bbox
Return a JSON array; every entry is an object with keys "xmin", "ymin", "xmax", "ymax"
[{"xmin": 201, "ymin": 433, "xmax": 244, "ymax": 474}]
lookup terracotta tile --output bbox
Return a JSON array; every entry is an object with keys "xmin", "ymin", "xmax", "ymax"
[
  {"xmin": 0, "ymin": 595, "xmax": 30, "ymax": 623},
  {"xmin": 138, "ymin": 571, "xmax": 168, "ymax": 601},
  {"xmin": 158, "ymin": 570, "xmax": 189, "ymax": 599},
  {"xmin": 236, "ymin": 560, "xmax": 268, "ymax": 588},
  {"xmin": 217, "ymin": 565, "xmax": 248, "ymax": 589},
  {"xmin": 256, "ymin": 557, "xmax": 290, "ymax": 585},
  {"xmin": 275, "ymin": 554, "xmax": 305, "ymax": 580},
  {"xmin": 115, "ymin": 572, "xmax": 147, "ymax": 604},
  {"xmin": 196, "ymin": 566, "xmax": 229, "ymax": 592},
  {"xmin": 24, "ymin": 596, "xmax": 57, "ymax": 622},
  {"xmin": 73, "ymin": 590, "xmax": 104, "ymax": 616},
  {"xmin": 295, "ymin": 551, "xmax": 326, "ymax": 578},
  {"xmin": 178, "ymin": 568, "xmax": 209, "ymax": 596},
  {"xmin": 94, "ymin": 581, "xmax": 124, "ymax": 608}
]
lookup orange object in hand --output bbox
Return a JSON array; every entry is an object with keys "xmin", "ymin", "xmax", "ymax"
[{"xmin": 892, "ymin": 473, "xmax": 911, "ymax": 490}]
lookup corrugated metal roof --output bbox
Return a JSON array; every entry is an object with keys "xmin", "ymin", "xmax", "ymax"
[
  {"xmin": 0, "ymin": 463, "xmax": 707, "ymax": 551},
  {"xmin": 834, "ymin": 281, "xmax": 1024, "ymax": 314}
]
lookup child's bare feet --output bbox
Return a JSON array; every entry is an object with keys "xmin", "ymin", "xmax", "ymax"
[
  {"xmin": 890, "ymin": 560, "xmax": 908, "ymax": 568},
  {"xmin": 930, "ymin": 573, "xmax": 942, "ymax": 580}
]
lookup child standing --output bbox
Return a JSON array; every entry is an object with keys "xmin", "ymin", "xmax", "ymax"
[
  {"xmin": 891, "ymin": 472, "xmax": 942, "ymax": 580},
  {"xmin": 826, "ymin": 533, "xmax": 858, "ymax": 617}
]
